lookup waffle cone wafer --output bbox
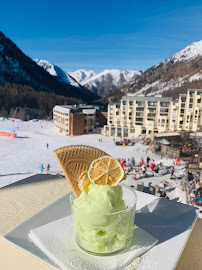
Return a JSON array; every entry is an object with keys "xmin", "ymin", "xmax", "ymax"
[{"xmin": 53, "ymin": 145, "xmax": 109, "ymax": 197}]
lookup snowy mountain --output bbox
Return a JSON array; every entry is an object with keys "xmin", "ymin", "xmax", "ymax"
[
  {"xmin": 34, "ymin": 59, "xmax": 81, "ymax": 87},
  {"xmin": 69, "ymin": 69, "xmax": 96, "ymax": 84},
  {"xmin": 124, "ymin": 41, "xmax": 202, "ymax": 98},
  {"xmin": 71, "ymin": 69, "xmax": 142, "ymax": 96},
  {"xmin": 0, "ymin": 31, "xmax": 99, "ymax": 103}
]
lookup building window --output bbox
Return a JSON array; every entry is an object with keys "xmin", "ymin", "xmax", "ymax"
[
  {"xmin": 160, "ymin": 108, "xmax": 169, "ymax": 113},
  {"xmin": 122, "ymin": 101, "xmax": 127, "ymax": 105},
  {"xmin": 148, "ymin": 101, "xmax": 157, "ymax": 106},
  {"xmin": 117, "ymin": 128, "xmax": 122, "ymax": 137},
  {"xmin": 180, "ymin": 121, "xmax": 183, "ymax": 124},
  {"xmin": 136, "ymin": 118, "xmax": 143, "ymax": 122},
  {"xmin": 129, "ymin": 101, "xmax": 133, "ymax": 106},
  {"xmin": 136, "ymin": 107, "xmax": 144, "ymax": 111},
  {"xmin": 124, "ymin": 128, "xmax": 128, "ymax": 137},
  {"xmin": 160, "ymin": 102, "xmax": 170, "ymax": 107},
  {"xmin": 136, "ymin": 112, "xmax": 144, "ymax": 117},
  {"xmin": 136, "ymin": 101, "xmax": 145, "ymax": 106},
  {"xmin": 130, "ymin": 128, "xmax": 135, "ymax": 133},
  {"xmin": 111, "ymin": 127, "xmax": 115, "ymax": 136}
]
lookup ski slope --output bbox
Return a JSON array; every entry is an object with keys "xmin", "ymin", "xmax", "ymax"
[{"xmin": 0, "ymin": 118, "xmax": 185, "ymax": 203}]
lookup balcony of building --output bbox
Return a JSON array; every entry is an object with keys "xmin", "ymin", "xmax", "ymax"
[
  {"xmin": 148, "ymin": 102, "xmax": 157, "ymax": 107},
  {"xmin": 160, "ymin": 102, "xmax": 170, "ymax": 107},
  {"xmin": 136, "ymin": 101, "xmax": 145, "ymax": 107}
]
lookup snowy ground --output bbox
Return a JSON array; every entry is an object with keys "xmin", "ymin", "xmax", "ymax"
[{"xmin": 0, "ymin": 118, "xmax": 187, "ymax": 203}]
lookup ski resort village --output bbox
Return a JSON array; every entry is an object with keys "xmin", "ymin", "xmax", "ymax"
[{"xmin": 0, "ymin": 6, "xmax": 202, "ymax": 270}]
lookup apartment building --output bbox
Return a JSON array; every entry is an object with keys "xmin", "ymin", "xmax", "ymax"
[
  {"xmin": 103, "ymin": 95, "xmax": 175, "ymax": 137},
  {"xmin": 176, "ymin": 89, "xmax": 202, "ymax": 132},
  {"xmin": 53, "ymin": 105, "xmax": 96, "ymax": 135}
]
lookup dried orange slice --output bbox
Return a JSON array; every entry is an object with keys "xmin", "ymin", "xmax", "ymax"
[
  {"xmin": 78, "ymin": 171, "xmax": 91, "ymax": 191},
  {"xmin": 88, "ymin": 156, "xmax": 125, "ymax": 186}
]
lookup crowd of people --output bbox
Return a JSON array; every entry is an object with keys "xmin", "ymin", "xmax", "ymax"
[
  {"xmin": 187, "ymin": 170, "xmax": 202, "ymax": 206},
  {"xmin": 118, "ymin": 156, "xmax": 165, "ymax": 180}
]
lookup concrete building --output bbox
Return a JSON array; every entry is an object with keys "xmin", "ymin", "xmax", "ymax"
[
  {"xmin": 103, "ymin": 89, "xmax": 202, "ymax": 137},
  {"xmin": 103, "ymin": 95, "xmax": 175, "ymax": 137},
  {"xmin": 176, "ymin": 89, "xmax": 202, "ymax": 132},
  {"xmin": 53, "ymin": 105, "xmax": 96, "ymax": 136}
]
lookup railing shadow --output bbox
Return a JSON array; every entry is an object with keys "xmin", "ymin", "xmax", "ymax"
[{"xmin": 135, "ymin": 197, "xmax": 198, "ymax": 245}]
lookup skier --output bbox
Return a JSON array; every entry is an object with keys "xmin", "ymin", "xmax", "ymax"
[{"xmin": 47, "ymin": 143, "xmax": 49, "ymax": 149}]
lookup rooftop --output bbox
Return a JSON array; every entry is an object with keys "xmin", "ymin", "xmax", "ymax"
[
  {"xmin": 53, "ymin": 105, "xmax": 96, "ymax": 115},
  {"xmin": 154, "ymin": 132, "xmax": 180, "ymax": 138},
  {"xmin": 122, "ymin": 96, "xmax": 173, "ymax": 102}
]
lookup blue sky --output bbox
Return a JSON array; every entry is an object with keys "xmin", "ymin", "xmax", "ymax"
[{"xmin": 1, "ymin": 0, "xmax": 202, "ymax": 73}]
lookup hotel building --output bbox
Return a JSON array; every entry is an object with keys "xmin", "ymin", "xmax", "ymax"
[
  {"xmin": 176, "ymin": 89, "xmax": 202, "ymax": 132},
  {"xmin": 103, "ymin": 95, "xmax": 175, "ymax": 137},
  {"xmin": 53, "ymin": 105, "xmax": 96, "ymax": 136},
  {"xmin": 103, "ymin": 89, "xmax": 202, "ymax": 137}
]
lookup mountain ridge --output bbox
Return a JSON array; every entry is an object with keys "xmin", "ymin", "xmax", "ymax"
[
  {"xmin": 0, "ymin": 31, "xmax": 99, "ymax": 103},
  {"xmin": 69, "ymin": 69, "xmax": 142, "ymax": 96},
  {"xmin": 121, "ymin": 40, "xmax": 202, "ymax": 98}
]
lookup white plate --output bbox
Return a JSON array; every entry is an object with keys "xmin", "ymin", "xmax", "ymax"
[{"xmin": 4, "ymin": 191, "xmax": 199, "ymax": 270}]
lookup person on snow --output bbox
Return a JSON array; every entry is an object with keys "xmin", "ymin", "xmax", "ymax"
[
  {"xmin": 46, "ymin": 163, "xmax": 51, "ymax": 173},
  {"xmin": 39, "ymin": 164, "xmax": 45, "ymax": 173},
  {"xmin": 146, "ymin": 156, "xmax": 150, "ymax": 167},
  {"xmin": 150, "ymin": 160, "xmax": 155, "ymax": 171},
  {"xmin": 141, "ymin": 163, "xmax": 146, "ymax": 176},
  {"xmin": 170, "ymin": 166, "xmax": 175, "ymax": 179},
  {"xmin": 140, "ymin": 157, "xmax": 144, "ymax": 166}
]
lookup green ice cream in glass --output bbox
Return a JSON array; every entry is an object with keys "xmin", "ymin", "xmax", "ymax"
[{"xmin": 70, "ymin": 156, "xmax": 137, "ymax": 256}]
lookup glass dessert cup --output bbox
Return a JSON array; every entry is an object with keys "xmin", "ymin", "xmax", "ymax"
[{"xmin": 70, "ymin": 184, "xmax": 137, "ymax": 256}]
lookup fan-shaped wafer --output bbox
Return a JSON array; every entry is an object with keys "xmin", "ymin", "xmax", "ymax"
[{"xmin": 53, "ymin": 145, "xmax": 109, "ymax": 197}]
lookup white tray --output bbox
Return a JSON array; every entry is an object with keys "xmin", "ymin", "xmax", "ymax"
[{"xmin": 3, "ymin": 191, "xmax": 199, "ymax": 270}]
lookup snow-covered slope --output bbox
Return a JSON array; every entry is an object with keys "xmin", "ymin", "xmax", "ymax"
[
  {"xmin": 124, "ymin": 40, "xmax": 202, "ymax": 97},
  {"xmin": 69, "ymin": 69, "xmax": 96, "ymax": 84},
  {"xmin": 34, "ymin": 59, "xmax": 80, "ymax": 87},
  {"xmin": 75, "ymin": 69, "xmax": 142, "ymax": 96},
  {"xmin": 162, "ymin": 40, "xmax": 202, "ymax": 65}
]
